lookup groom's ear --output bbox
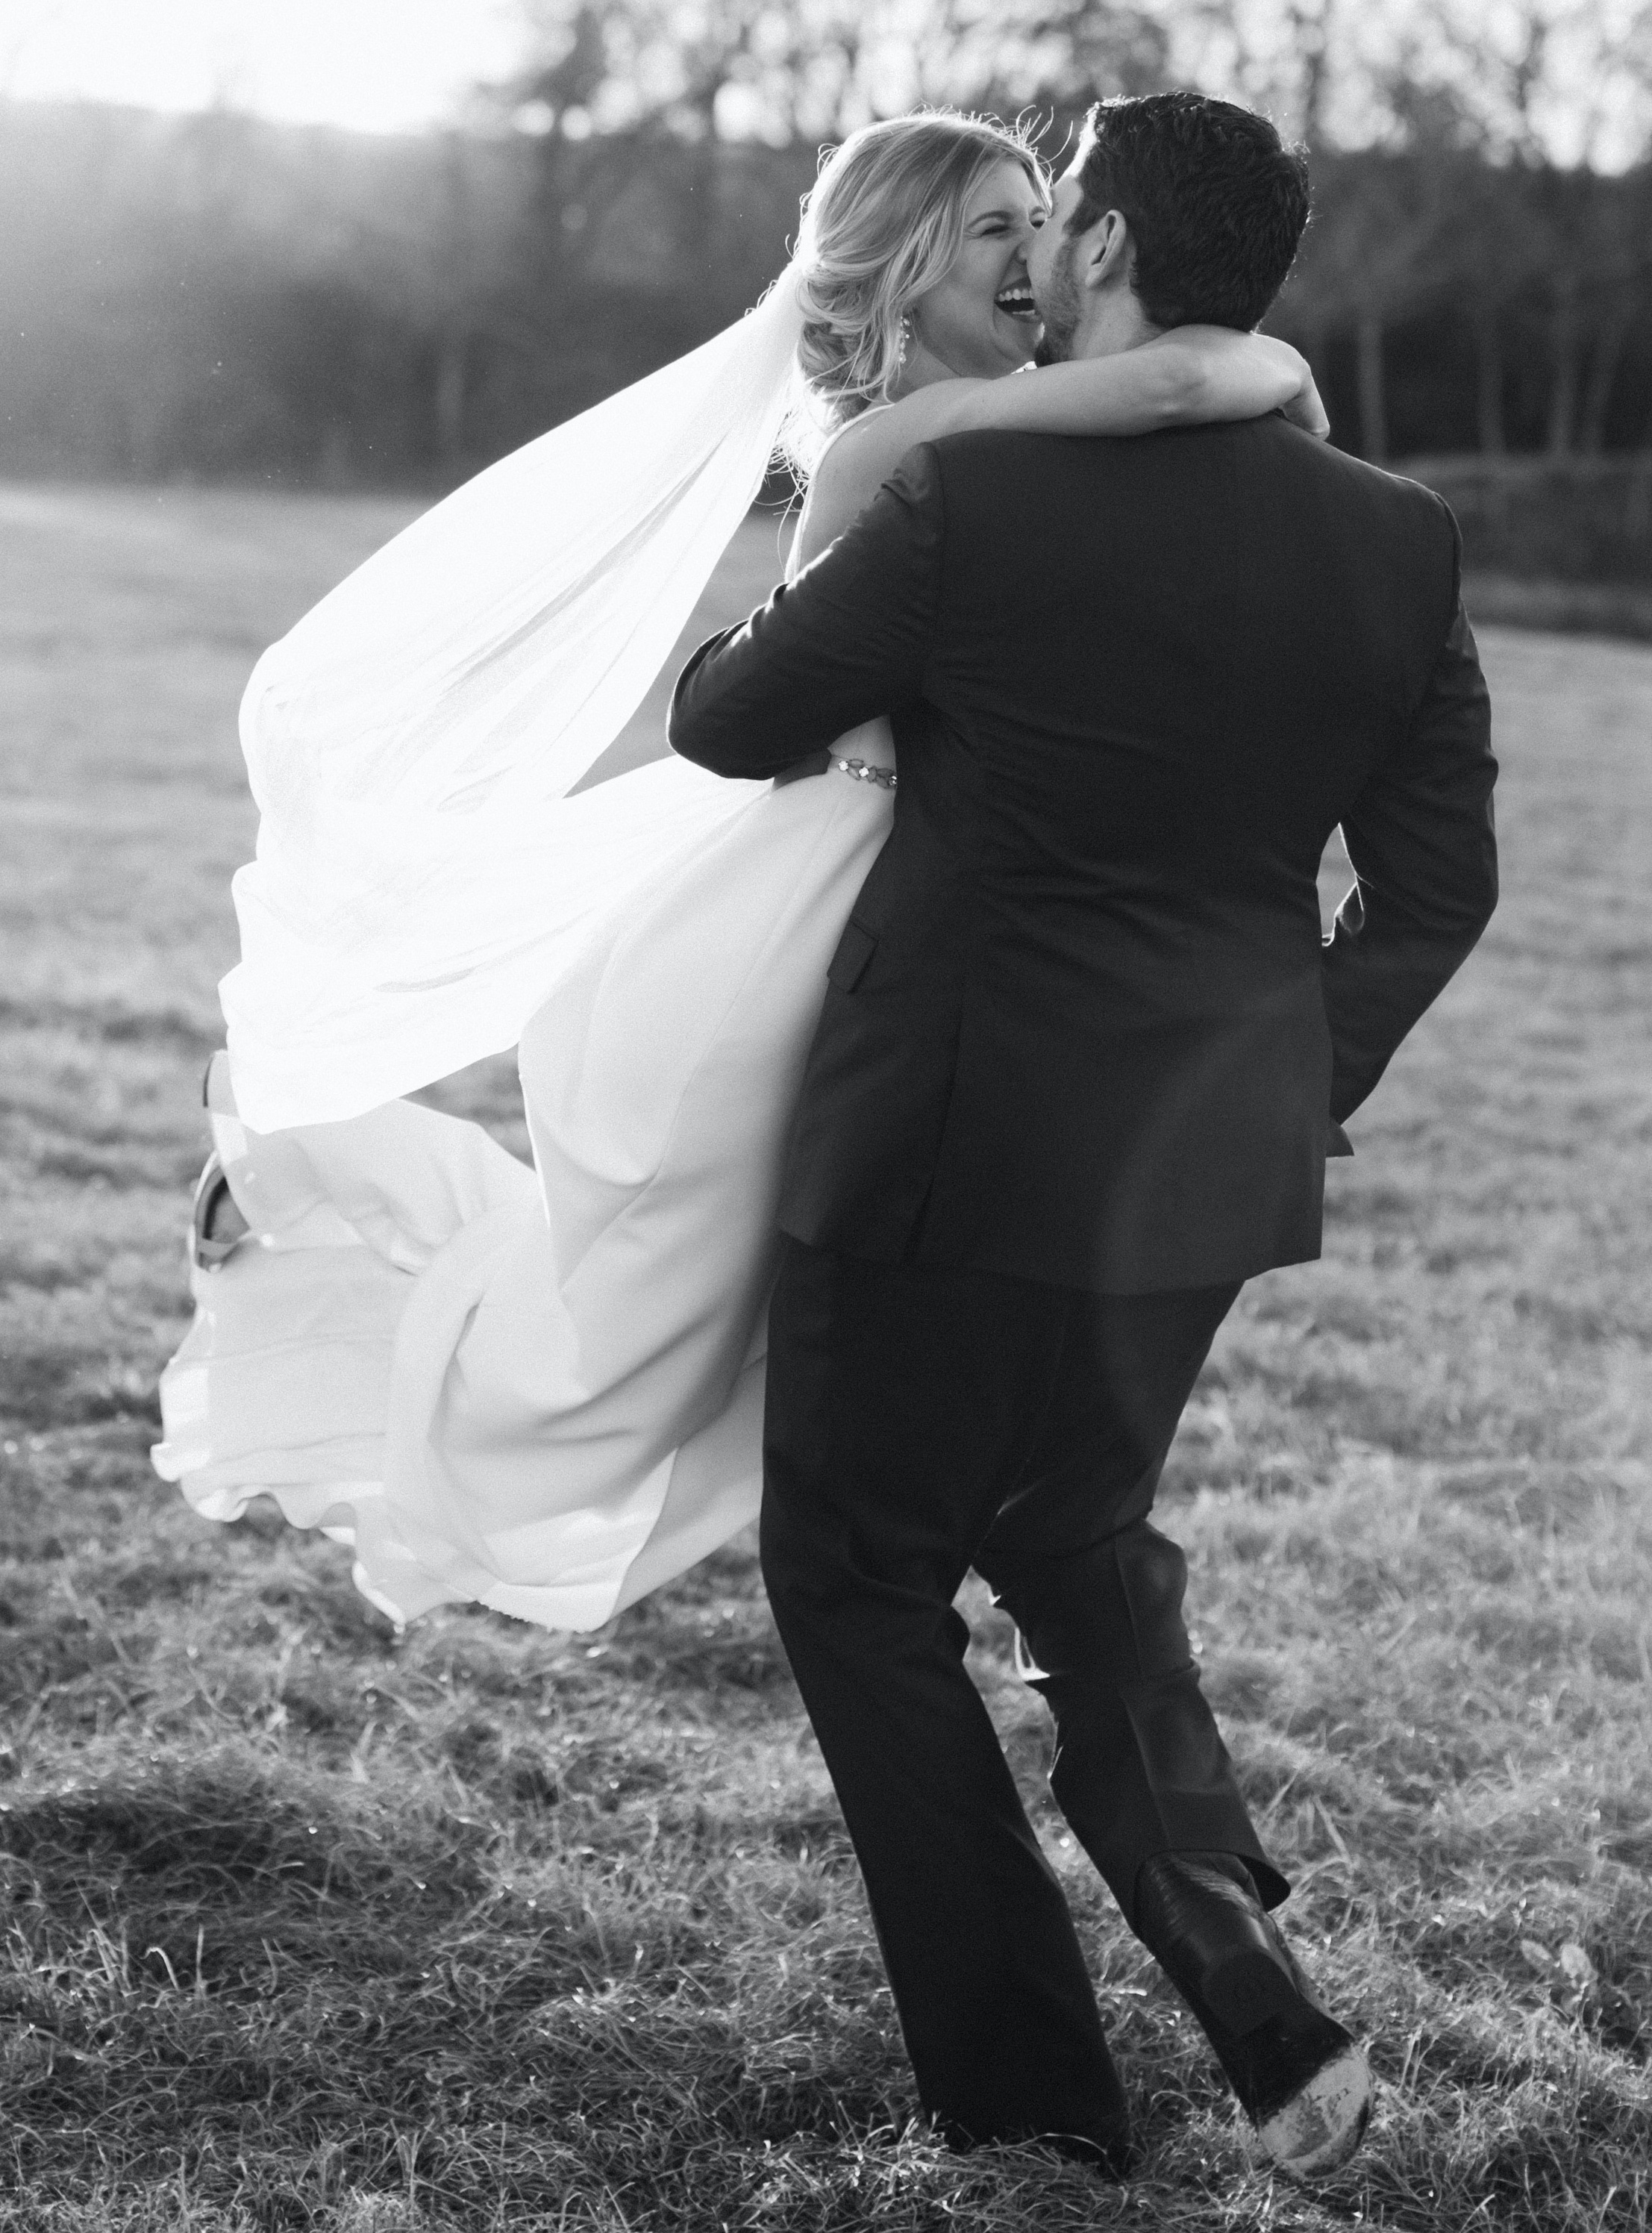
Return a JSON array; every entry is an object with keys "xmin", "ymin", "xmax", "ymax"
[{"xmin": 1083, "ymin": 209, "xmax": 1133, "ymax": 294}]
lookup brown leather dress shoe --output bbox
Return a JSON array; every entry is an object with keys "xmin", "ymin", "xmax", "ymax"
[{"xmin": 1134, "ymin": 1851, "xmax": 1371, "ymax": 2180}]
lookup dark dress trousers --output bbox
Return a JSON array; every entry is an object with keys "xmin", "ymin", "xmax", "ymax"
[{"xmin": 669, "ymin": 418, "xmax": 1497, "ymax": 2156}]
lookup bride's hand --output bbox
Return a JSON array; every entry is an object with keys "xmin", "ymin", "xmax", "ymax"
[
  {"xmin": 927, "ymin": 325, "xmax": 1330, "ymax": 444},
  {"xmin": 1163, "ymin": 326, "xmax": 1329, "ymax": 437},
  {"xmin": 1282, "ymin": 361, "xmax": 1330, "ymax": 441}
]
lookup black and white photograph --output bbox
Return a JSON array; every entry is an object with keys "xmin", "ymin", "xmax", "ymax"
[{"xmin": 0, "ymin": 0, "xmax": 1648, "ymax": 2223}]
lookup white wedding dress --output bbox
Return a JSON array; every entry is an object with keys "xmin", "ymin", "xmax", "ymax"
[
  {"xmin": 154, "ymin": 524, "xmax": 896, "ymax": 1626},
  {"xmin": 153, "ymin": 251, "xmax": 904, "ymax": 1634}
]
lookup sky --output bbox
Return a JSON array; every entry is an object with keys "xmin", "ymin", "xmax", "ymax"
[
  {"xmin": 0, "ymin": 0, "xmax": 528, "ymax": 133},
  {"xmin": 0, "ymin": 0, "xmax": 1642, "ymax": 166}
]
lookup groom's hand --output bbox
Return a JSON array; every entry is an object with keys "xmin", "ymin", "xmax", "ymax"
[
  {"xmin": 1321, "ymin": 519, "xmax": 1497, "ymax": 1122},
  {"xmin": 772, "ymin": 749, "xmax": 831, "ymax": 787}
]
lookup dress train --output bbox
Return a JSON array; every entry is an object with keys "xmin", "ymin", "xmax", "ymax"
[{"xmin": 154, "ymin": 738, "xmax": 895, "ymax": 1629}]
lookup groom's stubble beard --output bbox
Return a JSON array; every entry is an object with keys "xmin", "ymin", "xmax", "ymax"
[{"xmin": 1032, "ymin": 234, "xmax": 1084, "ymax": 366}]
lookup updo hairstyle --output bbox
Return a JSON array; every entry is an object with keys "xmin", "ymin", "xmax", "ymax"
[{"xmin": 780, "ymin": 110, "xmax": 1046, "ymax": 478}]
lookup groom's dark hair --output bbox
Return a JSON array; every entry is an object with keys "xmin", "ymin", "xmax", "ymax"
[{"xmin": 1069, "ymin": 92, "xmax": 1310, "ymax": 332}]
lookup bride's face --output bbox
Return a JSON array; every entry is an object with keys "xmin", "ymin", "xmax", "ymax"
[{"xmin": 904, "ymin": 157, "xmax": 1049, "ymax": 381}]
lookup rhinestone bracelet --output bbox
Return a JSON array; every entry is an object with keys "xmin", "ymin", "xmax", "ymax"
[{"xmin": 833, "ymin": 756, "xmax": 898, "ymax": 790}]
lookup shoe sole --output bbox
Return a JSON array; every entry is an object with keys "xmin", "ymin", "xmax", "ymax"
[
  {"xmin": 190, "ymin": 1155, "xmax": 253, "ymax": 1270},
  {"xmin": 1257, "ymin": 2043, "xmax": 1372, "ymax": 2180}
]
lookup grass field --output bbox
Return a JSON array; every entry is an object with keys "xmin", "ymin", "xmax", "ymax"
[{"xmin": 1, "ymin": 481, "xmax": 1649, "ymax": 2232}]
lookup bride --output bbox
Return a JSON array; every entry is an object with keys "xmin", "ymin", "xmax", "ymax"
[{"xmin": 154, "ymin": 110, "xmax": 1325, "ymax": 1631}]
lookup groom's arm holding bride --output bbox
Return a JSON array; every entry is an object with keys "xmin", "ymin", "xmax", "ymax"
[
  {"xmin": 671, "ymin": 319, "xmax": 1327, "ymax": 778},
  {"xmin": 672, "ymin": 437, "xmax": 1498, "ymax": 1153},
  {"xmin": 671, "ymin": 450, "xmax": 946, "ymax": 778}
]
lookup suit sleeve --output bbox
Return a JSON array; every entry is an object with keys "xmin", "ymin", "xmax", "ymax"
[
  {"xmin": 1321, "ymin": 503, "xmax": 1498, "ymax": 1122},
  {"xmin": 669, "ymin": 444, "xmax": 945, "ymax": 779}
]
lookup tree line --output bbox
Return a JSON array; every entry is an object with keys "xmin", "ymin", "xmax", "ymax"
[{"xmin": 1, "ymin": 0, "xmax": 1647, "ymax": 503}]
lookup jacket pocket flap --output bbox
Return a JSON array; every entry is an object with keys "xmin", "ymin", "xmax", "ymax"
[{"xmin": 826, "ymin": 919, "xmax": 877, "ymax": 992}]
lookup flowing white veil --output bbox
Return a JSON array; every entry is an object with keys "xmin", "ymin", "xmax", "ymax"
[{"xmin": 222, "ymin": 266, "xmax": 807, "ymax": 1134}]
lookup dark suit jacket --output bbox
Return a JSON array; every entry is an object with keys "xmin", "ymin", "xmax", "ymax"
[{"xmin": 669, "ymin": 417, "xmax": 1497, "ymax": 1294}]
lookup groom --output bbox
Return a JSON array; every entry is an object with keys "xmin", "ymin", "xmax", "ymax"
[{"xmin": 670, "ymin": 92, "xmax": 1495, "ymax": 2179}]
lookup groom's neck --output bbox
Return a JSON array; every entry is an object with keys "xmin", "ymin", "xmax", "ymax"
[{"xmin": 1072, "ymin": 295, "xmax": 1164, "ymax": 362}]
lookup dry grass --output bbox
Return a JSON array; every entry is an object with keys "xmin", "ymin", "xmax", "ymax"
[{"xmin": 0, "ymin": 482, "xmax": 1648, "ymax": 2231}]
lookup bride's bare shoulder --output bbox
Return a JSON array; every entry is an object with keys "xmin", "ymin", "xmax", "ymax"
[{"xmin": 793, "ymin": 384, "xmax": 989, "ymax": 569}]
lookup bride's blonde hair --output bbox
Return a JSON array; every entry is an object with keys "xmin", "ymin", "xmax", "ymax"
[{"xmin": 781, "ymin": 111, "xmax": 1047, "ymax": 478}]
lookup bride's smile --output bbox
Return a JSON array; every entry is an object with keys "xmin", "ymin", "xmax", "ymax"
[{"xmin": 899, "ymin": 157, "xmax": 1050, "ymax": 386}]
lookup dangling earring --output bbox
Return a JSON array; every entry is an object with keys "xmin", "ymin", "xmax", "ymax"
[{"xmin": 895, "ymin": 313, "xmax": 912, "ymax": 374}]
